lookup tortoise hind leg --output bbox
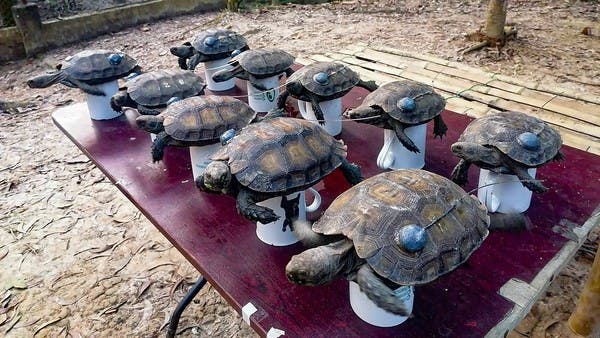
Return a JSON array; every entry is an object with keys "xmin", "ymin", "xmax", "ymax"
[
  {"xmin": 356, "ymin": 264, "xmax": 411, "ymax": 316},
  {"xmin": 280, "ymin": 194, "xmax": 300, "ymax": 232},
  {"xmin": 236, "ymin": 189, "xmax": 279, "ymax": 224},
  {"xmin": 151, "ymin": 131, "xmax": 173, "ymax": 163},
  {"xmin": 309, "ymin": 95, "xmax": 326, "ymax": 126},
  {"xmin": 356, "ymin": 79, "xmax": 379, "ymax": 92},
  {"xmin": 450, "ymin": 159, "xmax": 471, "ymax": 186},
  {"xmin": 553, "ymin": 150, "xmax": 566, "ymax": 161},
  {"xmin": 276, "ymin": 90, "xmax": 290, "ymax": 110},
  {"xmin": 433, "ymin": 115, "xmax": 448, "ymax": 139},
  {"xmin": 339, "ymin": 159, "xmax": 363, "ymax": 185}
]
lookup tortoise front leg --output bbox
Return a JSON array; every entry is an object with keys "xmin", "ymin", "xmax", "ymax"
[
  {"xmin": 390, "ymin": 120, "xmax": 420, "ymax": 153},
  {"xmin": 236, "ymin": 189, "xmax": 279, "ymax": 224},
  {"xmin": 250, "ymin": 79, "xmax": 269, "ymax": 92},
  {"xmin": 151, "ymin": 131, "xmax": 173, "ymax": 163},
  {"xmin": 339, "ymin": 158, "xmax": 363, "ymax": 185},
  {"xmin": 450, "ymin": 159, "xmax": 471, "ymax": 186},
  {"xmin": 177, "ymin": 57, "xmax": 189, "ymax": 70},
  {"xmin": 356, "ymin": 264, "xmax": 411, "ymax": 316},
  {"xmin": 309, "ymin": 95, "xmax": 326, "ymax": 126},
  {"xmin": 187, "ymin": 53, "xmax": 203, "ymax": 71},
  {"xmin": 433, "ymin": 115, "xmax": 448, "ymax": 139},
  {"xmin": 276, "ymin": 90, "xmax": 290, "ymax": 110},
  {"xmin": 284, "ymin": 67, "xmax": 295, "ymax": 78}
]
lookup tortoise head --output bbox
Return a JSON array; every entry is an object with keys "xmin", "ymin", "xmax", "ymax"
[
  {"xmin": 344, "ymin": 105, "xmax": 385, "ymax": 124},
  {"xmin": 201, "ymin": 161, "xmax": 231, "ymax": 194},
  {"xmin": 27, "ymin": 71, "xmax": 63, "ymax": 89},
  {"xmin": 285, "ymin": 248, "xmax": 336, "ymax": 286},
  {"xmin": 286, "ymin": 79, "xmax": 304, "ymax": 97},
  {"xmin": 451, "ymin": 142, "xmax": 502, "ymax": 166},
  {"xmin": 170, "ymin": 42, "xmax": 195, "ymax": 58},
  {"xmin": 110, "ymin": 90, "xmax": 132, "ymax": 112},
  {"xmin": 135, "ymin": 115, "xmax": 164, "ymax": 134}
]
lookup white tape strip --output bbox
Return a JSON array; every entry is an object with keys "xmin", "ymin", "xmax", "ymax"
[
  {"xmin": 241, "ymin": 302, "xmax": 257, "ymax": 325},
  {"xmin": 267, "ymin": 327, "xmax": 285, "ymax": 337}
]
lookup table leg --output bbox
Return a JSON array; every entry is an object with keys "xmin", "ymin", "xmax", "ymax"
[{"xmin": 166, "ymin": 276, "xmax": 207, "ymax": 338}]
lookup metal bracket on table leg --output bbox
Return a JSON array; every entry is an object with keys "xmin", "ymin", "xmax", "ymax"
[{"xmin": 166, "ymin": 276, "xmax": 207, "ymax": 338}]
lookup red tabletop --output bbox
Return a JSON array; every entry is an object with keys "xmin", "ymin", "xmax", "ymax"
[{"xmin": 52, "ymin": 80, "xmax": 600, "ymax": 337}]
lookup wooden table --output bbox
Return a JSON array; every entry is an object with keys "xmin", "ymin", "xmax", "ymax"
[{"xmin": 52, "ymin": 82, "xmax": 600, "ymax": 337}]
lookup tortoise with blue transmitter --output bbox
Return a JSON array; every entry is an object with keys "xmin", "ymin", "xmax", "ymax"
[
  {"xmin": 345, "ymin": 80, "xmax": 447, "ymax": 153},
  {"xmin": 170, "ymin": 29, "xmax": 249, "ymax": 71},
  {"xmin": 197, "ymin": 117, "xmax": 364, "ymax": 224},
  {"xmin": 136, "ymin": 95, "xmax": 256, "ymax": 162},
  {"xmin": 277, "ymin": 62, "xmax": 378, "ymax": 125},
  {"xmin": 451, "ymin": 111, "xmax": 564, "ymax": 193},
  {"xmin": 286, "ymin": 169, "xmax": 490, "ymax": 315},
  {"xmin": 27, "ymin": 49, "xmax": 139, "ymax": 96}
]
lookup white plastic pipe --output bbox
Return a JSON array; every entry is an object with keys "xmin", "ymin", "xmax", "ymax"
[
  {"xmin": 86, "ymin": 80, "xmax": 121, "ymax": 120},
  {"xmin": 377, "ymin": 124, "xmax": 427, "ymax": 170},
  {"xmin": 255, "ymin": 188, "xmax": 321, "ymax": 246},
  {"xmin": 349, "ymin": 282, "xmax": 414, "ymax": 327},
  {"xmin": 247, "ymin": 74, "xmax": 280, "ymax": 113},
  {"xmin": 298, "ymin": 98, "xmax": 343, "ymax": 136},
  {"xmin": 189, "ymin": 143, "xmax": 222, "ymax": 181},
  {"xmin": 204, "ymin": 57, "xmax": 236, "ymax": 91},
  {"xmin": 477, "ymin": 168, "xmax": 536, "ymax": 213}
]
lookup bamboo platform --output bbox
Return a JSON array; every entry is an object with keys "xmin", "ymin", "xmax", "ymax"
[{"xmin": 297, "ymin": 44, "xmax": 600, "ymax": 155}]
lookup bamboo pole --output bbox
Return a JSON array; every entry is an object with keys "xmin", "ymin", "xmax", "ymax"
[{"xmin": 568, "ymin": 245, "xmax": 600, "ymax": 337}]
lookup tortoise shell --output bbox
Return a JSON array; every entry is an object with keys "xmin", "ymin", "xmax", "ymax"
[
  {"xmin": 360, "ymin": 80, "xmax": 446, "ymax": 124},
  {"xmin": 211, "ymin": 117, "xmax": 347, "ymax": 193},
  {"xmin": 162, "ymin": 95, "xmax": 255, "ymax": 142},
  {"xmin": 127, "ymin": 70, "xmax": 205, "ymax": 107},
  {"xmin": 313, "ymin": 169, "xmax": 489, "ymax": 285},
  {"xmin": 287, "ymin": 62, "xmax": 359, "ymax": 100},
  {"xmin": 190, "ymin": 29, "xmax": 248, "ymax": 57},
  {"xmin": 458, "ymin": 111, "xmax": 562, "ymax": 167},
  {"xmin": 231, "ymin": 48, "xmax": 294, "ymax": 77},
  {"xmin": 61, "ymin": 49, "xmax": 138, "ymax": 81}
]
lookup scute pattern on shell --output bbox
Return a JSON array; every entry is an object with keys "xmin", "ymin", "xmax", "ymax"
[
  {"xmin": 127, "ymin": 70, "xmax": 205, "ymax": 107},
  {"xmin": 162, "ymin": 96, "xmax": 255, "ymax": 142},
  {"xmin": 232, "ymin": 49, "xmax": 295, "ymax": 77},
  {"xmin": 211, "ymin": 118, "xmax": 347, "ymax": 193},
  {"xmin": 361, "ymin": 80, "xmax": 446, "ymax": 124},
  {"xmin": 289, "ymin": 62, "xmax": 359, "ymax": 99},
  {"xmin": 63, "ymin": 49, "xmax": 137, "ymax": 81},
  {"xmin": 191, "ymin": 29, "xmax": 248, "ymax": 55},
  {"xmin": 313, "ymin": 169, "xmax": 489, "ymax": 285},
  {"xmin": 458, "ymin": 111, "xmax": 562, "ymax": 167}
]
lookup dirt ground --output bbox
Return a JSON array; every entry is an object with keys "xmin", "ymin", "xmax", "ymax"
[{"xmin": 1, "ymin": 0, "xmax": 599, "ymax": 337}]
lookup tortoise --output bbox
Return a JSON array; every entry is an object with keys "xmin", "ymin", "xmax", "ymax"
[
  {"xmin": 451, "ymin": 111, "xmax": 564, "ymax": 193},
  {"xmin": 27, "ymin": 49, "xmax": 139, "ymax": 96},
  {"xmin": 285, "ymin": 169, "xmax": 490, "ymax": 315},
  {"xmin": 345, "ymin": 80, "xmax": 447, "ymax": 153},
  {"xmin": 170, "ymin": 29, "xmax": 249, "ymax": 71},
  {"xmin": 211, "ymin": 48, "xmax": 295, "ymax": 91},
  {"xmin": 277, "ymin": 61, "xmax": 378, "ymax": 125},
  {"xmin": 196, "ymin": 117, "xmax": 364, "ymax": 224},
  {"xmin": 136, "ymin": 95, "xmax": 256, "ymax": 162},
  {"xmin": 110, "ymin": 69, "xmax": 206, "ymax": 115}
]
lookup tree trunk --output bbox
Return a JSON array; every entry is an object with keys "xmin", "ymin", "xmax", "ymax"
[
  {"xmin": 0, "ymin": 0, "xmax": 15, "ymax": 26},
  {"xmin": 483, "ymin": 0, "xmax": 508, "ymax": 46},
  {"xmin": 568, "ymin": 245, "xmax": 600, "ymax": 336}
]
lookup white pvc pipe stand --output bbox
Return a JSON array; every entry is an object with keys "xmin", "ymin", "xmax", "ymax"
[
  {"xmin": 298, "ymin": 98, "xmax": 343, "ymax": 136},
  {"xmin": 477, "ymin": 168, "xmax": 536, "ymax": 213},
  {"xmin": 377, "ymin": 124, "xmax": 427, "ymax": 170},
  {"xmin": 256, "ymin": 188, "xmax": 321, "ymax": 246},
  {"xmin": 349, "ymin": 282, "xmax": 414, "ymax": 327},
  {"xmin": 247, "ymin": 74, "xmax": 280, "ymax": 113},
  {"xmin": 204, "ymin": 57, "xmax": 236, "ymax": 91},
  {"xmin": 189, "ymin": 143, "xmax": 222, "ymax": 181},
  {"xmin": 86, "ymin": 80, "xmax": 121, "ymax": 120}
]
